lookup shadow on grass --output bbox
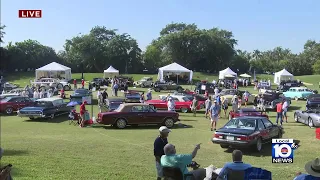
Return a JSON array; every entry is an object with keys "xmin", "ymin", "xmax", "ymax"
[
  {"xmin": 91, "ymin": 123, "xmax": 193, "ymax": 130},
  {"xmin": 2, "ymin": 149, "xmax": 29, "ymax": 156},
  {"xmin": 284, "ymin": 122, "xmax": 307, "ymax": 126},
  {"xmin": 23, "ymin": 115, "xmax": 68, "ymax": 123},
  {"xmin": 180, "ymin": 119, "xmax": 198, "ymax": 122},
  {"xmin": 289, "ymin": 106, "xmax": 302, "ymax": 111}
]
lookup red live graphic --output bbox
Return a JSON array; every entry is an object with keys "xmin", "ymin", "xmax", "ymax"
[{"xmin": 18, "ymin": 10, "xmax": 42, "ymax": 18}]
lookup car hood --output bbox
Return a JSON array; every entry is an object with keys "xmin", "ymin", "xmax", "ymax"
[
  {"xmin": 20, "ymin": 106, "xmax": 46, "ymax": 111},
  {"xmin": 216, "ymin": 128, "xmax": 255, "ymax": 135}
]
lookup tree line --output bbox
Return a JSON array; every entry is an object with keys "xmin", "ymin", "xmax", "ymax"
[{"xmin": 0, "ymin": 23, "xmax": 319, "ymax": 75}]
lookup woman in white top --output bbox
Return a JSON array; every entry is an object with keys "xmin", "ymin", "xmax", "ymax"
[
  {"xmin": 167, "ymin": 98, "xmax": 175, "ymax": 111},
  {"xmin": 33, "ymin": 91, "xmax": 39, "ymax": 99}
]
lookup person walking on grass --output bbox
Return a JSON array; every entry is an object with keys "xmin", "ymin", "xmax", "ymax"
[
  {"xmin": 205, "ymin": 96, "xmax": 212, "ymax": 119},
  {"xmin": 191, "ymin": 96, "xmax": 198, "ymax": 117},
  {"xmin": 167, "ymin": 98, "xmax": 175, "ymax": 112},
  {"xmin": 210, "ymin": 100, "xmax": 219, "ymax": 131},
  {"xmin": 81, "ymin": 79, "xmax": 85, "ymax": 88},
  {"xmin": 282, "ymin": 99, "xmax": 288, "ymax": 123},
  {"xmin": 221, "ymin": 96, "xmax": 229, "ymax": 118},
  {"xmin": 243, "ymin": 90, "xmax": 249, "ymax": 107},
  {"xmin": 216, "ymin": 95, "xmax": 221, "ymax": 118},
  {"xmin": 154, "ymin": 126, "xmax": 171, "ymax": 180},
  {"xmin": 231, "ymin": 95, "xmax": 238, "ymax": 112},
  {"xmin": 276, "ymin": 101, "xmax": 283, "ymax": 126}
]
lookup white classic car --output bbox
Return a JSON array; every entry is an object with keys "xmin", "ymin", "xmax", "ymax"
[
  {"xmin": 158, "ymin": 94, "xmax": 190, "ymax": 102},
  {"xmin": 133, "ymin": 77, "xmax": 153, "ymax": 87},
  {"xmin": 31, "ymin": 78, "xmax": 71, "ymax": 91}
]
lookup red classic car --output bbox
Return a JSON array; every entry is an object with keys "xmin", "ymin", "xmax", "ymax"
[
  {"xmin": 0, "ymin": 96, "xmax": 34, "ymax": 115},
  {"xmin": 228, "ymin": 108, "xmax": 268, "ymax": 120},
  {"xmin": 97, "ymin": 103, "xmax": 179, "ymax": 129},
  {"xmin": 146, "ymin": 96, "xmax": 205, "ymax": 113}
]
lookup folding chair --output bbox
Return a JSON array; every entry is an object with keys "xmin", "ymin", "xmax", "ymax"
[
  {"xmin": 69, "ymin": 112, "xmax": 80, "ymax": 125},
  {"xmin": 163, "ymin": 167, "xmax": 195, "ymax": 180}
]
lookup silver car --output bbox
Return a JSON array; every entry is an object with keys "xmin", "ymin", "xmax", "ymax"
[{"xmin": 294, "ymin": 109, "xmax": 320, "ymax": 127}]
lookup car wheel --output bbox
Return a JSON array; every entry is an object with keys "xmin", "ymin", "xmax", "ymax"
[
  {"xmin": 154, "ymin": 88, "xmax": 160, "ymax": 92},
  {"xmin": 50, "ymin": 114, "xmax": 55, "ymax": 119},
  {"xmin": 5, "ymin": 107, "xmax": 13, "ymax": 115},
  {"xmin": 294, "ymin": 113, "xmax": 299, "ymax": 122},
  {"xmin": 57, "ymin": 83, "xmax": 63, "ymax": 90},
  {"xmin": 29, "ymin": 117, "xmax": 35, "ymax": 120},
  {"xmin": 116, "ymin": 118, "xmax": 127, "ymax": 129},
  {"xmin": 308, "ymin": 117, "xmax": 314, "ymax": 128},
  {"xmin": 64, "ymin": 85, "xmax": 70, "ymax": 91},
  {"xmin": 255, "ymin": 138, "xmax": 263, "ymax": 152},
  {"xmin": 220, "ymin": 144, "xmax": 229, "ymax": 149},
  {"xmin": 277, "ymin": 131, "xmax": 283, "ymax": 138},
  {"xmin": 294, "ymin": 96, "xmax": 299, "ymax": 101},
  {"xmin": 164, "ymin": 118, "xmax": 174, "ymax": 128},
  {"xmin": 180, "ymin": 107, "xmax": 188, "ymax": 113}
]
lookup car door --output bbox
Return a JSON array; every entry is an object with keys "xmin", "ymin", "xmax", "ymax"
[
  {"xmin": 128, "ymin": 105, "xmax": 145, "ymax": 124},
  {"xmin": 300, "ymin": 110, "xmax": 311, "ymax": 124},
  {"xmin": 11, "ymin": 97, "xmax": 24, "ymax": 111},
  {"xmin": 18, "ymin": 97, "xmax": 32, "ymax": 109},
  {"xmin": 257, "ymin": 119, "xmax": 269, "ymax": 141},
  {"xmin": 142, "ymin": 105, "xmax": 160, "ymax": 124},
  {"xmin": 261, "ymin": 118, "xmax": 276, "ymax": 140}
]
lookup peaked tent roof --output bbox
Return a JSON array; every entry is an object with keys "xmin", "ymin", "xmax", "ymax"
[
  {"xmin": 275, "ymin": 69, "xmax": 293, "ymax": 76},
  {"xmin": 104, "ymin": 66, "xmax": 119, "ymax": 73},
  {"xmin": 36, "ymin": 62, "xmax": 71, "ymax": 71},
  {"xmin": 159, "ymin": 62, "xmax": 191, "ymax": 73},
  {"xmin": 220, "ymin": 67, "xmax": 237, "ymax": 75}
]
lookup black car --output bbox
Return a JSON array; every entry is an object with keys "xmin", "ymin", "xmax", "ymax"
[
  {"xmin": 260, "ymin": 92, "xmax": 291, "ymax": 110},
  {"xmin": 153, "ymin": 81, "xmax": 184, "ymax": 92},
  {"xmin": 277, "ymin": 80, "xmax": 303, "ymax": 92},
  {"xmin": 194, "ymin": 82, "xmax": 220, "ymax": 95},
  {"xmin": 212, "ymin": 116, "xmax": 283, "ymax": 152},
  {"xmin": 124, "ymin": 90, "xmax": 143, "ymax": 103},
  {"xmin": 117, "ymin": 76, "xmax": 134, "ymax": 87},
  {"xmin": 306, "ymin": 94, "xmax": 320, "ymax": 110},
  {"xmin": 91, "ymin": 78, "xmax": 108, "ymax": 87}
]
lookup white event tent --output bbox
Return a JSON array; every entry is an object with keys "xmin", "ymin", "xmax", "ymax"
[
  {"xmin": 219, "ymin": 67, "xmax": 237, "ymax": 79},
  {"xmin": 36, "ymin": 62, "xmax": 72, "ymax": 80},
  {"xmin": 274, "ymin": 69, "xmax": 294, "ymax": 85},
  {"xmin": 104, "ymin": 66, "xmax": 119, "ymax": 78},
  {"xmin": 157, "ymin": 62, "xmax": 193, "ymax": 83}
]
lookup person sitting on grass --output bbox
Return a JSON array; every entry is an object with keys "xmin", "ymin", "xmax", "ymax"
[{"xmin": 161, "ymin": 143, "xmax": 215, "ymax": 180}]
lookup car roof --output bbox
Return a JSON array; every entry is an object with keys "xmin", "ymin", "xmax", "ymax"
[
  {"xmin": 109, "ymin": 98, "xmax": 125, "ymax": 102},
  {"xmin": 233, "ymin": 116, "xmax": 267, "ymax": 120},
  {"xmin": 122, "ymin": 103, "xmax": 150, "ymax": 106},
  {"xmin": 239, "ymin": 108, "xmax": 257, "ymax": 112},
  {"xmin": 36, "ymin": 97, "xmax": 62, "ymax": 102},
  {"xmin": 290, "ymin": 87, "xmax": 307, "ymax": 89}
]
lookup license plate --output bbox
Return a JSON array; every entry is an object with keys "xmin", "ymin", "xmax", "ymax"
[{"xmin": 226, "ymin": 136, "xmax": 234, "ymax": 140}]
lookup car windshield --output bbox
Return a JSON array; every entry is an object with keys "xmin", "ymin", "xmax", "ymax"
[
  {"xmin": 35, "ymin": 101, "xmax": 53, "ymax": 107},
  {"xmin": 224, "ymin": 118, "xmax": 256, "ymax": 130},
  {"xmin": 240, "ymin": 108, "xmax": 257, "ymax": 113},
  {"xmin": 74, "ymin": 89, "xmax": 88, "ymax": 94}
]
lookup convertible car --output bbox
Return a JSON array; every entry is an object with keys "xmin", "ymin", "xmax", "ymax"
[
  {"xmin": 212, "ymin": 116, "xmax": 283, "ymax": 152},
  {"xmin": 228, "ymin": 108, "xmax": 268, "ymax": 120},
  {"xmin": 146, "ymin": 96, "xmax": 205, "ymax": 113},
  {"xmin": 17, "ymin": 97, "xmax": 71, "ymax": 119},
  {"xmin": 294, "ymin": 109, "xmax": 320, "ymax": 127},
  {"xmin": 97, "ymin": 103, "xmax": 180, "ymax": 129}
]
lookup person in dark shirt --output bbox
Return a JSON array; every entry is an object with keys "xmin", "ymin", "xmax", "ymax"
[
  {"xmin": 154, "ymin": 126, "xmax": 171, "ymax": 180},
  {"xmin": 102, "ymin": 90, "xmax": 108, "ymax": 105}
]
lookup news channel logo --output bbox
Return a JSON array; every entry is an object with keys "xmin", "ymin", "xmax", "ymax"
[{"xmin": 272, "ymin": 139, "xmax": 298, "ymax": 163}]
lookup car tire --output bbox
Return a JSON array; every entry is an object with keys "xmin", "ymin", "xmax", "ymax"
[
  {"xmin": 29, "ymin": 117, "xmax": 35, "ymax": 120},
  {"xmin": 57, "ymin": 83, "xmax": 63, "ymax": 90},
  {"xmin": 277, "ymin": 131, "xmax": 283, "ymax": 138},
  {"xmin": 254, "ymin": 137, "xmax": 263, "ymax": 152},
  {"xmin": 50, "ymin": 114, "xmax": 55, "ymax": 119},
  {"xmin": 294, "ymin": 96, "xmax": 299, "ymax": 101},
  {"xmin": 220, "ymin": 144, "xmax": 229, "ymax": 149},
  {"xmin": 308, "ymin": 117, "xmax": 314, "ymax": 128},
  {"xmin": 154, "ymin": 88, "xmax": 160, "ymax": 92},
  {"xmin": 180, "ymin": 107, "xmax": 188, "ymax": 113},
  {"xmin": 5, "ymin": 107, "xmax": 14, "ymax": 115},
  {"xmin": 294, "ymin": 113, "xmax": 299, "ymax": 122},
  {"xmin": 164, "ymin": 118, "xmax": 174, "ymax": 128},
  {"xmin": 116, "ymin": 118, "xmax": 127, "ymax": 129},
  {"xmin": 64, "ymin": 85, "xmax": 70, "ymax": 91}
]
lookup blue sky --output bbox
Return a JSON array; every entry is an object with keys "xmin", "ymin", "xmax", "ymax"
[{"xmin": 2, "ymin": 0, "xmax": 319, "ymax": 53}]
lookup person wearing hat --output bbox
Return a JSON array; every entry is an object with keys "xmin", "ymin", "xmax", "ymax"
[
  {"xmin": 209, "ymin": 100, "xmax": 219, "ymax": 131},
  {"xmin": 79, "ymin": 101, "xmax": 87, "ymax": 127},
  {"xmin": 154, "ymin": 126, "xmax": 171, "ymax": 180},
  {"xmin": 294, "ymin": 158, "xmax": 320, "ymax": 179}
]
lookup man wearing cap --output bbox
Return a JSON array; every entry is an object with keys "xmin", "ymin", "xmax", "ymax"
[
  {"xmin": 294, "ymin": 158, "xmax": 320, "ymax": 179},
  {"xmin": 210, "ymin": 100, "xmax": 219, "ymax": 131},
  {"xmin": 154, "ymin": 126, "xmax": 171, "ymax": 180}
]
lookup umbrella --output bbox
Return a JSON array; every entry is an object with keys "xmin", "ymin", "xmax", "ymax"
[
  {"xmin": 240, "ymin": 73, "xmax": 252, "ymax": 78},
  {"xmin": 67, "ymin": 101, "xmax": 81, "ymax": 107}
]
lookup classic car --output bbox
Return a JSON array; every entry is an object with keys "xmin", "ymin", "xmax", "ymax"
[
  {"xmin": 158, "ymin": 94, "xmax": 206, "ymax": 108},
  {"xmin": 306, "ymin": 95, "xmax": 320, "ymax": 110},
  {"xmin": 258, "ymin": 92, "xmax": 291, "ymax": 110},
  {"xmin": 133, "ymin": 77, "xmax": 154, "ymax": 87},
  {"xmin": 212, "ymin": 116, "xmax": 284, "ymax": 152},
  {"xmin": 0, "ymin": 96, "xmax": 34, "ymax": 115},
  {"xmin": 105, "ymin": 98, "xmax": 125, "ymax": 111},
  {"xmin": 124, "ymin": 90, "xmax": 143, "ymax": 103},
  {"xmin": 117, "ymin": 76, "xmax": 134, "ymax": 87},
  {"xmin": 258, "ymin": 81, "xmax": 271, "ymax": 89},
  {"xmin": 0, "ymin": 93, "xmax": 20, "ymax": 100},
  {"xmin": 228, "ymin": 108, "xmax": 269, "ymax": 120},
  {"xmin": 146, "ymin": 96, "xmax": 205, "ymax": 113},
  {"xmin": 91, "ymin": 78, "xmax": 108, "ymax": 87},
  {"xmin": 283, "ymin": 87, "xmax": 314, "ymax": 100},
  {"xmin": 194, "ymin": 82, "xmax": 220, "ymax": 95},
  {"xmin": 97, "ymin": 103, "xmax": 180, "ymax": 128},
  {"xmin": 258, "ymin": 86, "xmax": 272, "ymax": 94},
  {"xmin": 0, "ymin": 82, "xmax": 19, "ymax": 91},
  {"xmin": 70, "ymin": 88, "xmax": 92, "ymax": 103},
  {"xmin": 277, "ymin": 80, "xmax": 303, "ymax": 92},
  {"xmin": 294, "ymin": 109, "xmax": 320, "ymax": 127},
  {"xmin": 153, "ymin": 81, "xmax": 184, "ymax": 92},
  {"xmin": 31, "ymin": 78, "xmax": 71, "ymax": 91},
  {"xmin": 17, "ymin": 97, "xmax": 72, "ymax": 119},
  {"xmin": 219, "ymin": 89, "xmax": 254, "ymax": 105}
]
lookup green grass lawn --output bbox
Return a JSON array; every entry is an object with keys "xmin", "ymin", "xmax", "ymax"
[{"xmin": 1, "ymin": 72, "xmax": 320, "ymax": 180}]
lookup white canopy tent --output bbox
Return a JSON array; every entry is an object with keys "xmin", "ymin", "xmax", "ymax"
[
  {"xmin": 104, "ymin": 66, "xmax": 119, "ymax": 78},
  {"xmin": 274, "ymin": 69, "xmax": 294, "ymax": 85},
  {"xmin": 157, "ymin": 62, "xmax": 193, "ymax": 83},
  {"xmin": 219, "ymin": 67, "xmax": 237, "ymax": 79},
  {"xmin": 35, "ymin": 62, "xmax": 72, "ymax": 80}
]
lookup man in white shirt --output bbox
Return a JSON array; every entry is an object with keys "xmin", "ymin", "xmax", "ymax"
[
  {"xmin": 214, "ymin": 87, "xmax": 219, "ymax": 96},
  {"xmin": 167, "ymin": 98, "xmax": 175, "ymax": 111},
  {"xmin": 282, "ymin": 99, "xmax": 288, "ymax": 123}
]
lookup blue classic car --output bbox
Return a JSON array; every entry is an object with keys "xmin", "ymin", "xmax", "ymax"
[
  {"xmin": 70, "ymin": 88, "xmax": 92, "ymax": 103},
  {"xmin": 283, "ymin": 87, "xmax": 314, "ymax": 100},
  {"xmin": 17, "ymin": 97, "xmax": 71, "ymax": 119}
]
